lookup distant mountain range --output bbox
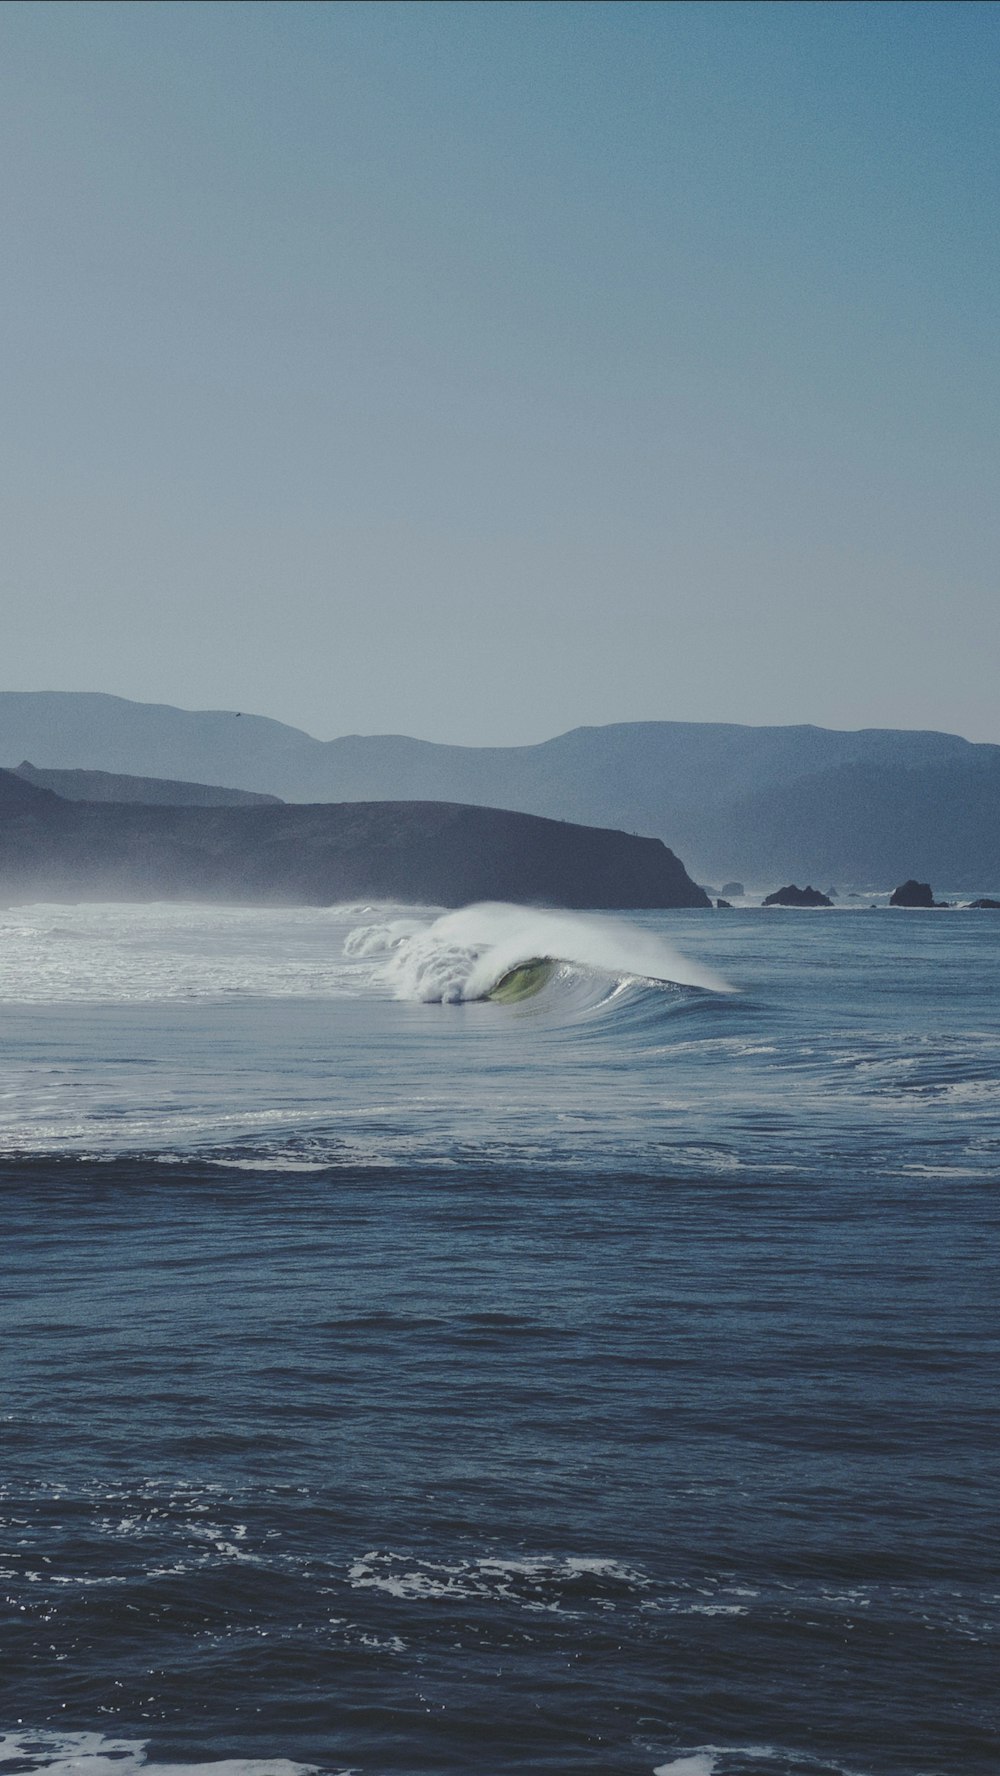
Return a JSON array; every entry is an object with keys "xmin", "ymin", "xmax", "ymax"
[{"xmin": 2, "ymin": 691, "xmax": 998, "ymax": 887}]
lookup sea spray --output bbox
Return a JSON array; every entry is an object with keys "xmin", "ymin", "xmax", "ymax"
[{"xmin": 345, "ymin": 901, "xmax": 730, "ymax": 1002}]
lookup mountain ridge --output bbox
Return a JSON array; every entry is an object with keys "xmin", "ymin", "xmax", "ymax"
[{"xmin": 2, "ymin": 692, "xmax": 997, "ymax": 885}]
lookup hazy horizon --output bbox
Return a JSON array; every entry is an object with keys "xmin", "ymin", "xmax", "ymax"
[
  {"xmin": 2, "ymin": 684, "xmax": 999, "ymax": 752},
  {"xmin": 3, "ymin": 1, "xmax": 997, "ymax": 744}
]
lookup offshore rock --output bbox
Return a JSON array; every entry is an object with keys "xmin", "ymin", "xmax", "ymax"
[
  {"xmin": 0, "ymin": 772, "xmax": 709, "ymax": 910},
  {"xmin": 762, "ymin": 884, "xmax": 833, "ymax": 907},
  {"xmin": 889, "ymin": 879, "xmax": 935, "ymax": 907}
]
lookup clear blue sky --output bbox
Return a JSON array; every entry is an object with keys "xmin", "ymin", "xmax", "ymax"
[{"xmin": 2, "ymin": 0, "xmax": 997, "ymax": 743}]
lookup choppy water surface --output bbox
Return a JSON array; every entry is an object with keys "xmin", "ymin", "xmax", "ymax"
[{"xmin": 1, "ymin": 902, "xmax": 998, "ymax": 1776}]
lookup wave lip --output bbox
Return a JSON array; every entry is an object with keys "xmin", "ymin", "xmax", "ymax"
[{"xmin": 346, "ymin": 902, "xmax": 730, "ymax": 1004}]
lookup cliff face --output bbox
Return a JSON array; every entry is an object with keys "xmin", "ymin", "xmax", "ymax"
[{"xmin": 0, "ymin": 778, "xmax": 709, "ymax": 909}]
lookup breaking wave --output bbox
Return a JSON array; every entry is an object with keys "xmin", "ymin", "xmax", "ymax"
[{"xmin": 345, "ymin": 902, "xmax": 730, "ymax": 1004}]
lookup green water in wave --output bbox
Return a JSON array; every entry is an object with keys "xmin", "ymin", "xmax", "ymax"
[{"xmin": 486, "ymin": 957, "xmax": 556, "ymax": 1002}]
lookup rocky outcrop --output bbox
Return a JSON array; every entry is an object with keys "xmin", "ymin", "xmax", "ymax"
[
  {"xmin": 0, "ymin": 773, "xmax": 709, "ymax": 909},
  {"xmin": 889, "ymin": 879, "xmax": 935, "ymax": 907},
  {"xmin": 966, "ymin": 898, "xmax": 1000, "ymax": 909},
  {"xmin": 762, "ymin": 884, "xmax": 833, "ymax": 907}
]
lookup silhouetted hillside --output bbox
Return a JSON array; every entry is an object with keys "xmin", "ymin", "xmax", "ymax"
[
  {"xmin": 13, "ymin": 761, "xmax": 281, "ymax": 807},
  {"xmin": 0, "ymin": 767, "xmax": 60, "ymax": 807},
  {"xmin": 0, "ymin": 777, "xmax": 708, "ymax": 909},
  {"xmin": 2, "ymin": 693, "xmax": 998, "ymax": 884}
]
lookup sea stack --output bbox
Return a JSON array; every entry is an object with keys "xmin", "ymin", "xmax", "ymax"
[
  {"xmin": 762, "ymin": 884, "xmax": 833, "ymax": 908},
  {"xmin": 889, "ymin": 880, "xmax": 935, "ymax": 907}
]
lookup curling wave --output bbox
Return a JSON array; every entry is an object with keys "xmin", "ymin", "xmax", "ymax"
[{"xmin": 344, "ymin": 902, "xmax": 730, "ymax": 1004}]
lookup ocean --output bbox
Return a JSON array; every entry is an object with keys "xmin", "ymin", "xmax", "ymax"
[{"xmin": 1, "ymin": 899, "xmax": 998, "ymax": 1776}]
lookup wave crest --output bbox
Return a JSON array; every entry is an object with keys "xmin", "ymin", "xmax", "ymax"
[{"xmin": 345, "ymin": 903, "xmax": 729, "ymax": 1004}]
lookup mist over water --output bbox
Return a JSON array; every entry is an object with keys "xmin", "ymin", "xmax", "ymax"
[{"xmin": 2, "ymin": 900, "xmax": 998, "ymax": 1775}]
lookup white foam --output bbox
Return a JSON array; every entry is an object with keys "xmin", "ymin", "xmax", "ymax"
[
  {"xmin": 342, "ymin": 917, "xmax": 425, "ymax": 959},
  {"xmin": 653, "ymin": 1753, "xmax": 783, "ymax": 1776},
  {"xmin": 0, "ymin": 1735, "xmax": 322, "ymax": 1776},
  {"xmin": 347, "ymin": 902, "xmax": 729, "ymax": 1003},
  {"xmin": 653, "ymin": 1748, "xmax": 881, "ymax": 1776},
  {"xmin": 653, "ymin": 1757, "xmax": 718, "ymax": 1776},
  {"xmin": 346, "ymin": 1549, "xmax": 646, "ymax": 1605}
]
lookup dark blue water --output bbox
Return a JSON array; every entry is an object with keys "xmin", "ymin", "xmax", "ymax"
[{"xmin": 2, "ymin": 905, "xmax": 998, "ymax": 1776}]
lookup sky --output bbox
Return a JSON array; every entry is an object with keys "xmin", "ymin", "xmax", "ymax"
[{"xmin": 2, "ymin": 0, "xmax": 997, "ymax": 745}]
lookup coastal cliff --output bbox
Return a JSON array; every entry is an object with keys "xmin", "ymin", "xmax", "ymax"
[{"xmin": 0, "ymin": 773, "xmax": 708, "ymax": 909}]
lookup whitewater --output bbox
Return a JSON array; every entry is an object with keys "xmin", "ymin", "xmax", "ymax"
[{"xmin": 2, "ymin": 899, "xmax": 998, "ymax": 1775}]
